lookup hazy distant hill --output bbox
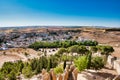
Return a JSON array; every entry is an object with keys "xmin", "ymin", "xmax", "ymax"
[{"xmin": 0, "ymin": 26, "xmax": 119, "ymax": 29}]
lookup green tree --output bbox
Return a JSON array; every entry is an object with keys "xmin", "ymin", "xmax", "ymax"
[
  {"xmin": 77, "ymin": 46, "xmax": 88, "ymax": 56},
  {"xmin": 82, "ymin": 40, "xmax": 98, "ymax": 46},
  {"xmin": 47, "ymin": 55, "xmax": 59, "ymax": 71},
  {"xmin": 47, "ymin": 58, "xmax": 52, "ymax": 71},
  {"xmin": 68, "ymin": 45, "xmax": 79, "ymax": 53},
  {"xmin": 90, "ymin": 46, "xmax": 98, "ymax": 54},
  {"xmin": 68, "ymin": 45, "xmax": 79, "ymax": 64},
  {"xmin": 0, "ymin": 72, "xmax": 5, "ymax": 80},
  {"xmin": 22, "ymin": 64, "xmax": 33, "ymax": 78},
  {"xmin": 91, "ymin": 56, "xmax": 105, "ymax": 70},
  {"xmin": 57, "ymin": 48, "xmax": 67, "ymax": 62},
  {"xmin": 41, "ymin": 56, "xmax": 48, "ymax": 69},
  {"xmin": 86, "ymin": 52, "xmax": 92, "ymax": 69},
  {"xmin": 54, "ymin": 65, "xmax": 63, "ymax": 74},
  {"xmin": 63, "ymin": 60, "xmax": 66, "ymax": 69},
  {"xmin": 50, "ymin": 55, "xmax": 59, "ymax": 68},
  {"xmin": 74, "ymin": 56, "xmax": 88, "ymax": 71},
  {"xmin": 28, "ymin": 40, "xmax": 98, "ymax": 49},
  {"xmin": 58, "ymin": 48, "xmax": 67, "ymax": 55},
  {"xmin": 97, "ymin": 45, "xmax": 114, "ymax": 63},
  {"xmin": 17, "ymin": 60, "xmax": 24, "ymax": 73},
  {"xmin": 35, "ymin": 61, "xmax": 42, "ymax": 74},
  {"xmin": 7, "ymin": 71, "xmax": 16, "ymax": 80},
  {"xmin": 30, "ymin": 58, "xmax": 38, "ymax": 71}
]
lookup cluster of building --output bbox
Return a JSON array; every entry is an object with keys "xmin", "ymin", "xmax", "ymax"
[
  {"xmin": 0, "ymin": 28, "xmax": 95, "ymax": 50},
  {"xmin": 0, "ymin": 30, "xmax": 90, "ymax": 50}
]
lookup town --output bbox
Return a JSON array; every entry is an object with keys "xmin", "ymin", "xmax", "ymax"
[
  {"xmin": 0, "ymin": 27, "xmax": 120, "ymax": 80},
  {"xmin": 0, "ymin": 27, "xmax": 93, "ymax": 49}
]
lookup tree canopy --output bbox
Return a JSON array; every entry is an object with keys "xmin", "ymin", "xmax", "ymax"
[{"xmin": 29, "ymin": 40, "xmax": 98, "ymax": 50}]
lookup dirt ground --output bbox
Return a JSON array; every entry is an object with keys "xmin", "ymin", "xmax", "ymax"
[
  {"xmin": 77, "ymin": 65, "xmax": 118, "ymax": 80},
  {"xmin": 0, "ymin": 48, "xmax": 39, "ymax": 67},
  {"xmin": 0, "ymin": 48, "xmax": 59, "ymax": 68}
]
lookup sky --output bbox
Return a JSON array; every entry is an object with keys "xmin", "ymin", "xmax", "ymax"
[{"xmin": 0, "ymin": 0, "xmax": 120, "ymax": 27}]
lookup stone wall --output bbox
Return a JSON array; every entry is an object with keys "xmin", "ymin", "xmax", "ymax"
[
  {"xmin": 113, "ymin": 60, "xmax": 120, "ymax": 74},
  {"xmin": 107, "ymin": 55, "xmax": 120, "ymax": 74},
  {"xmin": 107, "ymin": 55, "xmax": 115, "ymax": 68}
]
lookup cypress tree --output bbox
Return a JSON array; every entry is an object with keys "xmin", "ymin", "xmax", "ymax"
[
  {"xmin": 63, "ymin": 60, "xmax": 66, "ymax": 69},
  {"xmin": 47, "ymin": 58, "xmax": 52, "ymax": 71},
  {"xmin": 87, "ymin": 52, "xmax": 92, "ymax": 69}
]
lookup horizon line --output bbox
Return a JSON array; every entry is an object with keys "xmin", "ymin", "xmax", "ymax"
[{"xmin": 0, "ymin": 25, "xmax": 120, "ymax": 28}]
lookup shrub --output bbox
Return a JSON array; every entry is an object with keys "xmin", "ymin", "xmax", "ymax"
[
  {"xmin": 7, "ymin": 71, "xmax": 16, "ymax": 80},
  {"xmin": 74, "ymin": 56, "xmax": 88, "ymax": 71},
  {"xmin": 24, "ymin": 52, "xmax": 29, "ymax": 56},
  {"xmin": 54, "ymin": 65, "xmax": 63, "ymax": 74},
  {"xmin": 22, "ymin": 65, "xmax": 33, "ymax": 78},
  {"xmin": 61, "ymin": 55, "xmax": 74, "ymax": 61},
  {"xmin": 0, "ymin": 72, "xmax": 5, "ymax": 80},
  {"xmin": 3, "ymin": 52, "xmax": 6, "ymax": 55},
  {"xmin": 91, "ymin": 56, "xmax": 105, "ymax": 70}
]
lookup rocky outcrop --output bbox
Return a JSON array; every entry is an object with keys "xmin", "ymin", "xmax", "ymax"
[{"xmin": 38, "ymin": 65, "xmax": 79, "ymax": 80}]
